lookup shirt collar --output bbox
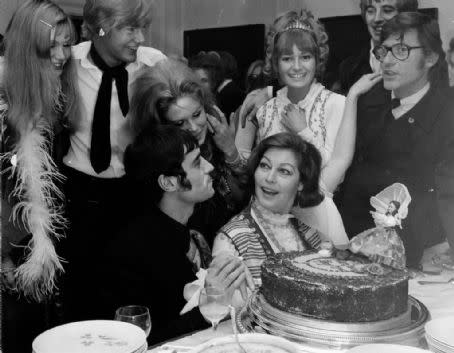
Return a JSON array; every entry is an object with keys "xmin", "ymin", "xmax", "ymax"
[
  {"xmin": 392, "ymin": 82, "xmax": 430, "ymax": 107},
  {"xmin": 369, "ymin": 39, "xmax": 382, "ymax": 74},
  {"xmin": 276, "ymin": 81, "xmax": 324, "ymax": 108},
  {"xmin": 217, "ymin": 79, "xmax": 232, "ymax": 93}
]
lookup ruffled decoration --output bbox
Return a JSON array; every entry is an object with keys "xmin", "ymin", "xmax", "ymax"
[{"xmin": 2, "ymin": 118, "xmax": 66, "ymax": 301}]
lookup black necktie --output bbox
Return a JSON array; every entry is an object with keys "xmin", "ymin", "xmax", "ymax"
[
  {"xmin": 89, "ymin": 44, "xmax": 129, "ymax": 174},
  {"xmin": 391, "ymin": 98, "xmax": 401, "ymax": 109}
]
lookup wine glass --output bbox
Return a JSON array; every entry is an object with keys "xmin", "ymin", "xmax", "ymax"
[
  {"xmin": 198, "ymin": 286, "xmax": 230, "ymax": 330},
  {"xmin": 115, "ymin": 305, "xmax": 151, "ymax": 338}
]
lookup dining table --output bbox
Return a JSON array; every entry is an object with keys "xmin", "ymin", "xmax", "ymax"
[{"xmin": 148, "ymin": 241, "xmax": 454, "ymax": 353}]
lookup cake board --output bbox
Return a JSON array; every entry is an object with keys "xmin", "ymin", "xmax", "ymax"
[{"xmin": 235, "ymin": 291, "xmax": 429, "ymax": 353}]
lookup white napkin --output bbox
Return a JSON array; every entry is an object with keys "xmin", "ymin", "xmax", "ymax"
[{"xmin": 179, "ymin": 269, "xmax": 208, "ymax": 315}]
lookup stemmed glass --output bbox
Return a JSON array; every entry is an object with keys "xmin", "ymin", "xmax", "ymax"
[
  {"xmin": 199, "ymin": 286, "xmax": 230, "ymax": 330},
  {"xmin": 115, "ymin": 305, "xmax": 152, "ymax": 338}
]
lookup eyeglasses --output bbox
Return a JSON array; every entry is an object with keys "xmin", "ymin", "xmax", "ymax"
[{"xmin": 373, "ymin": 43, "xmax": 424, "ymax": 62}]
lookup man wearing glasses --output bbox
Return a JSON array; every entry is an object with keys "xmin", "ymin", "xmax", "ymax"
[
  {"xmin": 337, "ymin": 12, "xmax": 454, "ymax": 268},
  {"xmin": 338, "ymin": 0, "xmax": 418, "ymax": 94}
]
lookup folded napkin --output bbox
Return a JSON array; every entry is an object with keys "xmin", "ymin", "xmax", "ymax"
[{"xmin": 180, "ymin": 269, "xmax": 208, "ymax": 315}]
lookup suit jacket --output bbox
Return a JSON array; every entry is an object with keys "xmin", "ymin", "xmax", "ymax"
[
  {"xmin": 216, "ymin": 80, "xmax": 245, "ymax": 120},
  {"xmin": 337, "ymin": 82, "xmax": 454, "ymax": 267},
  {"xmin": 338, "ymin": 44, "xmax": 372, "ymax": 95}
]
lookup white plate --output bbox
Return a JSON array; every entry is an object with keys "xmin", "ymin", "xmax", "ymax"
[
  {"xmin": 346, "ymin": 344, "xmax": 429, "ymax": 353},
  {"xmin": 425, "ymin": 317, "xmax": 454, "ymax": 348},
  {"xmin": 188, "ymin": 333, "xmax": 301, "ymax": 353},
  {"xmin": 32, "ymin": 320, "xmax": 146, "ymax": 353}
]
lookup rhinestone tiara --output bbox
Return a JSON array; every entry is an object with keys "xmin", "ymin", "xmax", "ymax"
[{"xmin": 283, "ymin": 19, "xmax": 312, "ymax": 32}]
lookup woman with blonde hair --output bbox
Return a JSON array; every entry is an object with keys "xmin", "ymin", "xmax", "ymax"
[
  {"xmin": 1, "ymin": 0, "xmax": 78, "ymax": 301},
  {"xmin": 130, "ymin": 59, "xmax": 247, "ymax": 245}
]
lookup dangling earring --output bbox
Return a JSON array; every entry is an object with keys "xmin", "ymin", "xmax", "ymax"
[{"xmin": 98, "ymin": 28, "xmax": 105, "ymax": 37}]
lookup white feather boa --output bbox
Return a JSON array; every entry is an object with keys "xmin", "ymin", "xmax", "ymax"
[{"xmin": 5, "ymin": 118, "xmax": 66, "ymax": 301}]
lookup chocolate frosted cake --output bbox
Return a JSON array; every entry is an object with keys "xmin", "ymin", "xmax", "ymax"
[{"xmin": 261, "ymin": 251, "xmax": 409, "ymax": 322}]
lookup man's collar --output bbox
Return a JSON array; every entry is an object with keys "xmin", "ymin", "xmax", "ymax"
[
  {"xmin": 217, "ymin": 79, "xmax": 232, "ymax": 93},
  {"xmin": 392, "ymin": 82, "xmax": 430, "ymax": 106},
  {"xmin": 72, "ymin": 41, "xmax": 141, "ymax": 71}
]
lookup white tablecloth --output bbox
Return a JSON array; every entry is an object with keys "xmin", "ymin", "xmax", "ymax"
[{"xmin": 149, "ymin": 242, "xmax": 454, "ymax": 353}]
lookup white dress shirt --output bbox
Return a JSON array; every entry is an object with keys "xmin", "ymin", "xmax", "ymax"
[
  {"xmin": 64, "ymin": 41, "xmax": 166, "ymax": 178},
  {"xmin": 391, "ymin": 82, "xmax": 430, "ymax": 119}
]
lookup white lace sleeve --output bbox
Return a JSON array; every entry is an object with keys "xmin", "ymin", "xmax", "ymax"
[{"xmin": 212, "ymin": 232, "xmax": 239, "ymax": 258}]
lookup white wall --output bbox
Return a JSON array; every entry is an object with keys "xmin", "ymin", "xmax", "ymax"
[{"xmin": 1, "ymin": 0, "xmax": 453, "ymax": 53}]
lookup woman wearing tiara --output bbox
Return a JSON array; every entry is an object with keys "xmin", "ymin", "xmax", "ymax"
[{"xmin": 235, "ymin": 9, "xmax": 381, "ymax": 246}]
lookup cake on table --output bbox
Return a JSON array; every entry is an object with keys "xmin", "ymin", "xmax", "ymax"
[{"xmin": 260, "ymin": 250, "xmax": 409, "ymax": 322}]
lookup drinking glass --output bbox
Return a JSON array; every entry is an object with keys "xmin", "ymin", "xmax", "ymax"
[
  {"xmin": 198, "ymin": 286, "xmax": 230, "ymax": 330},
  {"xmin": 115, "ymin": 305, "xmax": 151, "ymax": 337}
]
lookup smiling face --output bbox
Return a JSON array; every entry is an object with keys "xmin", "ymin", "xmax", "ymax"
[
  {"xmin": 381, "ymin": 29, "xmax": 434, "ymax": 98},
  {"xmin": 50, "ymin": 25, "xmax": 72, "ymax": 76},
  {"xmin": 95, "ymin": 25, "xmax": 145, "ymax": 66},
  {"xmin": 363, "ymin": 0, "xmax": 399, "ymax": 44},
  {"xmin": 278, "ymin": 44, "xmax": 316, "ymax": 98},
  {"xmin": 254, "ymin": 147, "xmax": 303, "ymax": 214},
  {"xmin": 179, "ymin": 147, "xmax": 214, "ymax": 204},
  {"xmin": 166, "ymin": 96, "xmax": 208, "ymax": 145}
]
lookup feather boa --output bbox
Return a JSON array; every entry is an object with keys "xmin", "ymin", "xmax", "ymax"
[{"xmin": 4, "ymin": 117, "xmax": 66, "ymax": 301}]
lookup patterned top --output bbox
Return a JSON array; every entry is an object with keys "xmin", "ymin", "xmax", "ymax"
[
  {"xmin": 213, "ymin": 200, "xmax": 321, "ymax": 287},
  {"xmin": 255, "ymin": 82, "xmax": 345, "ymax": 167}
]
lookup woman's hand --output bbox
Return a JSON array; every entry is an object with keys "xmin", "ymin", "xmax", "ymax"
[
  {"xmin": 207, "ymin": 106, "xmax": 237, "ymax": 159},
  {"xmin": 348, "ymin": 73, "xmax": 382, "ymax": 99},
  {"xmin": 281, "ymin": 103, "xmax": 307, "ymax": 133},
  {"xmin": 206, "ymin": 254, "xmax": 254, "ymax": 300},
  {"xmin": 1, "ymin": 256, "xmax": 16, "ymax": 290},
  {"xmin": 239, "ymin": 88, "xmax": 270, "ymax": 128}
]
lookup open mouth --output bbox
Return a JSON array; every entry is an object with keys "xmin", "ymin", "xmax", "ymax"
[
  {"xmin": 289, "ymin": 73, "xmax": 305, "ymax": 79},
  {"xmin": 261, "ymin": 186, "xmax": 278, "ymax": 196}
]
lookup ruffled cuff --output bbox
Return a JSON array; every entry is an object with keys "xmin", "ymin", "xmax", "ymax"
[
  {"xmin": 298, "ymin": 127, "xmax": 316, "ymax": 143},
  {"xmin": 180, "ymin": 268, "xmax": 208, "ymax": 315}
]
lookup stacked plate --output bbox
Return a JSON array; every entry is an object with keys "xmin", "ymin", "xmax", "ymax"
[
  {"xmin": 425, "ymin": 317, "xmax": 454, "ymax": 353},
  {"xmin": 347, "ymin": 344, "xmax": 430, "ymax": 353},
  {"xmin": 32, "ymin": 320, "xmax": 147, "ymax": 353}
]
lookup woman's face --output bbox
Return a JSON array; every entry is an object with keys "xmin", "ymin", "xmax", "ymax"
[
  {"xmin": 50, "ymin": 25, "xmax": 72, "ymax": 77},
  {"xmin": 166, "ymin": 96, "xmax": 208, "ymax": 145},
  {"xmin": 278, "ymin": 44, "xmax": 316, "ymax": 93},
  {"xmin": 254, "ymin": 147, "xmax": 303, "ymax": 214}
]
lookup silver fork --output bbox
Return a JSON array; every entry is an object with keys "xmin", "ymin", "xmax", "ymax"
[{"xmin": 229, "ymin": 305, "xmax": 247, "ymax": 353}]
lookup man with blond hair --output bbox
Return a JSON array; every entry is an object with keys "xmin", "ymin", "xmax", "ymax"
[{"xmin": 61, "ymin": 0, "xmax": 166, "ymax": 321}]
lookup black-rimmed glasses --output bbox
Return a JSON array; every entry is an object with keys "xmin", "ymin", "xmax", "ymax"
[{"xmin": 373, "ymin": 43, "xmax": 424, "ymax": 62}]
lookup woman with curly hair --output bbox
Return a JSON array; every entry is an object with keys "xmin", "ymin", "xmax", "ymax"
[{"xmin": 235, "ymin": 9, "xmax": 359, "ymax": 247}]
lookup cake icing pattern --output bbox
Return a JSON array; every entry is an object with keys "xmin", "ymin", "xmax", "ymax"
[{"xmin": 261, "ymin": 251, "xmax": 409, "ymax": 322}]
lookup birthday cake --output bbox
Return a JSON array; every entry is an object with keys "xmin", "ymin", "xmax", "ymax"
[{"xmin": 260, "ymin": 251, "xmax": 409, "ymax": 322}]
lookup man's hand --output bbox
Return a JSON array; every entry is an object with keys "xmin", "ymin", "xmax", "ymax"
[{"xmin": 239, "ymin": 88, "xmax": 270, "ymax": 128}]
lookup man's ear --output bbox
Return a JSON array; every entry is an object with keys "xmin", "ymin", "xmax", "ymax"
[
  {"xmin": 425, "ymin": 51, "xmax": 439, "ymax": 69},
  {"xmin": 157, "ymin": 174, "xmax": 179, "ymax": 192}
]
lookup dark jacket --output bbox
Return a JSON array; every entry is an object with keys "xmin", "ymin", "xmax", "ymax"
[
  {"xmin": 72, "ymin": 203, "xmax": 209, "ymax": 344},
  {"xmin": 216, "ymin": 80, "xmax": 245, "ymax": 120},
  {"xmin": 337, "ymin": 83, "xmax": 454, "ymax": 267},
  {"xmin": 338, "ymin": 44, "xmax": 372, "ymax": 95}
]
